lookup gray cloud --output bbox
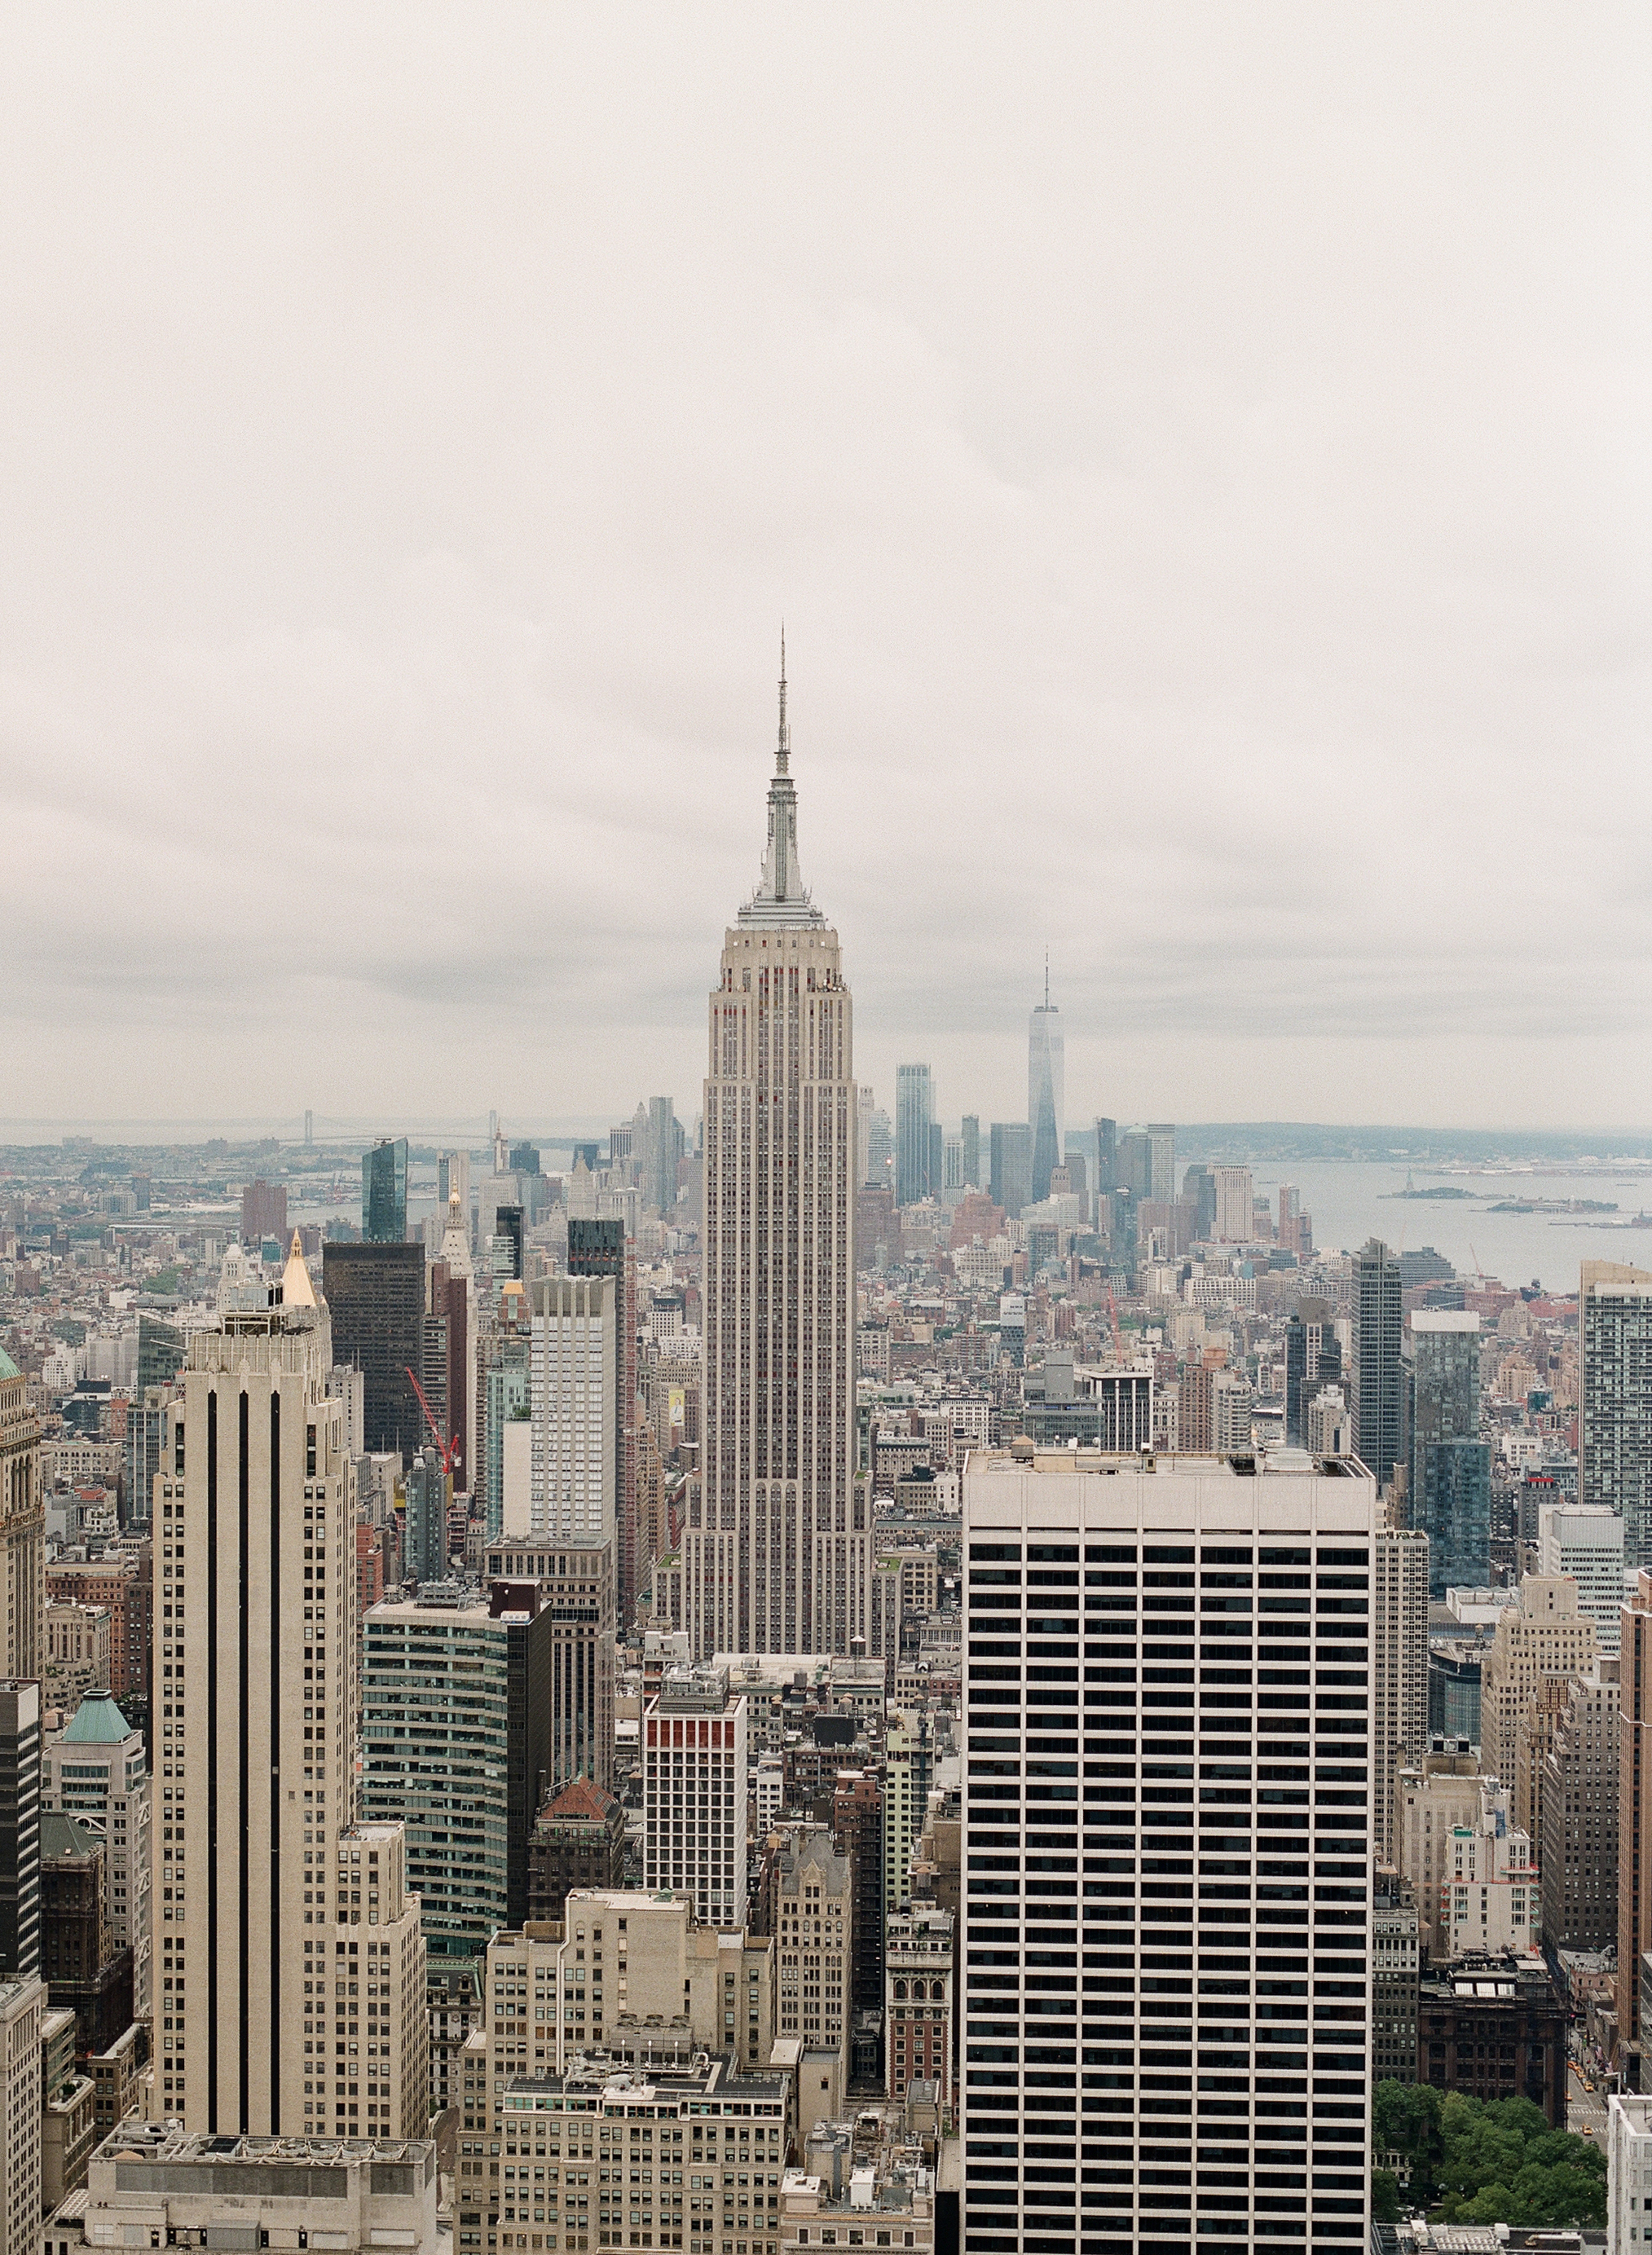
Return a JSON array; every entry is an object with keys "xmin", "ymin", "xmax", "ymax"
[{"xmin": 1, "ymin": 5, "xmax": 1648, "ymax": 1131}]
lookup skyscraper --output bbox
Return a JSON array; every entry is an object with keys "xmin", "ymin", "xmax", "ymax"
[
  {"xmin": 361, "ymin": 1137, "xmax": 408, "ymax": 1244},
  {"xmin": 566, "ymin": 1218, "xmax": 636, "ymax": 1624},
  {"xmin": 1027, "ymin": 976, "xmax": 1063, "ymax": 1205},
  {"xmin": 989, "ymin": 1121, "xmax": 1033, "ymax": 1220},
  {"xmin": 527, "ymin": 1275, "xmax": 618, "ymax": 1547},
  {"xmin": 0, "ymin": 1351, "xmax": 42, "ymax": 1683},
  {"xmin": 960, "ymin": 1445, "xmax": 1375, "ymax": 2249},
  {"xmin": 162, "ymin": 1241, "xmax": 425, "ymax": 2135},
  {"xmin": 0, "ymin": 1682, "xmax": 41, "ymax": 1980},
  {"xmin": 1212, "ymin": 1164, "xmax": 1254, "ymax": 1243},
  {"xmin": 321, "ymin": 1240, "xmax": 425, "ymax": 1457},
  {"xmin": 1146, "ymin": 1122, "xmax": 1176, "ymax": 1204},
  {"xmin": 1095, "ymin": 1116, "xmax": 1117, "ymax": 1196},
  {"xmin": 642, "ymin": 1663, "xmax": 749, "ymax": 1928},
  {"xmin": 1352, "ymin": 1238, "xmax": 1405, "ymax": 1494},
  {"xmin": 1372, "ymin": 1526, "xmax": 1430, "ymax": 1860},
  {"xmin": 1580, "ymin": 1260, "xmax": 1652, "ymax": 1562},
  {"xmin": 1284, "ymin": 1303, "xmax": 1343, "ymax": 1446},
  {"xmin": 362, "ymin": 1586, "xmax": 552, "ymax": 1960},
  {"xmin": 1408, "ymin": 1310, "xmax": 1488, "ymax": 1591},
  {"xmin": 683, "ymin": 650, "xmax": 866, "ymax": 1658},
  {"xmin": 895, "ymin": 1064, "xmax": 934, "ymax": 1206},
  {"xmin": 960, "ymin": 1113, "xmax": 981, "ymax": 1191}
]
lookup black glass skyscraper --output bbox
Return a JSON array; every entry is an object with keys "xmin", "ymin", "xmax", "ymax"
[
  {"xmin": 361, "ymin": 1135, "xmax": 408, "ymax": 1244},
  {"xmin": 322, "ymin": 1240, "xmax": 425, "ymax": 1455}
]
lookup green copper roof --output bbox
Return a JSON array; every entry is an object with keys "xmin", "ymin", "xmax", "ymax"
[
  {"xmin": 0, "ymin": 1347, "xmax": 19, "ymax": 1381},
  {"xmin": 59, "ymin": 1692, "xmax": 134, "ymax": 1743}
]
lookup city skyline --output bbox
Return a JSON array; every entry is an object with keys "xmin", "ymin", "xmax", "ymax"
[{"xmin": 2, "ymin": 15, "xmax": 1645, "ymax": 1129}]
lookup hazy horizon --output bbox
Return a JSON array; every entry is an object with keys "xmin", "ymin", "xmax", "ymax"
[{"xmin": 4, "ymin": 9, "xmax": 1647, "ymax": 1129}]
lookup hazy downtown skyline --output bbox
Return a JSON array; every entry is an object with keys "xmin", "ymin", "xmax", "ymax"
[{"xmin": 2, "ymin": 8, "xmax": 1647, "ymax": 1130}]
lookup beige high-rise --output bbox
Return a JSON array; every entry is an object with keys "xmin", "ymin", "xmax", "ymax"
[
  {"xmin": 160, "ymin": 1240, "xmax": 425, "ymax": 2137},
  {"xmin": 0, "ymin": 1350, "xmax": 42, "ymax": 1682},
  {"xmin": 1372, "ymin": 1527, "xmax": 1430, "ymax": 1859},
  {"xmin": 1479, "ymin": 1575, "xmax": 1597, "ymax": 1793},
  {"xmin": 682, "ymin": 653, "xmax": 866, "ymax": 1657}
]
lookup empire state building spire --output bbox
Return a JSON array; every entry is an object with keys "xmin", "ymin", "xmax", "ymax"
[
  {"xmin": 681, "ymin": 651, "xmax": 871, "ymax": 1663},
  {"xmin": 741, "ymin": 628, "xmax": 822, "ymax": 927}
]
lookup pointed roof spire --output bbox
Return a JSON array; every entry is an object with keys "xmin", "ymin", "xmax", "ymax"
[
  {"xmin": 280, "ymin": 1231, "xmax": 317, "ymax": 1309},
  {"xmin": 741, "ymin": 631, "xmax": 823, "ymax": 928},
  {"xmin": 1045, "ymin": 949, "xmax": 1051, "ymax": 1010},
  {"xmin": 778, "ymin": 623, "xmax": 789, "ymax": 774}
]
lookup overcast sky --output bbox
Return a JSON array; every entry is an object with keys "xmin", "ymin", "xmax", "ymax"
[{"xmin": 2, "ymin": 7, "xmax": 1648, "ymax": 1136}]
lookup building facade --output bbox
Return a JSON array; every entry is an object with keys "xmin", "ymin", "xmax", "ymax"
[
  {"xmin": 0, "ymin": 1975, "xmax": 42, "ymax": 2255},
  {"xmin": 1479, "ymin": 1576, "xmax": 1597, "ymax": 1795},
  {"xmin": 527, "ymin": 1275, "xmax": 618, "ymax": 1547},
  {"xmin": 322, "ymin": 1240, "xmax": 426, "ymax": 1459},
  {"xmin": 46, "ymin": 2121, "xmax": 439, "ymax": 2255},
  {"xmin": 0, "ymin": 1350, "xmax": 42, "ymax": 1684},
  {"xmin": 362, "ymin": 1137, "xmax": 409, "ymax": 1245},
  {"xmin": 0, "ymin": 1683, "xmax": 40, "ymax": 1983},
  {"xmin": 683, "ymin": 667, "xmax": 866, "ymax": 1658},
  {"xmin": 1416, "ymin": 1953, "xmax": 1564, "ymax": 2124},
  {"xmin": 1372, "ymin": 1526, "xmax": 1430, "ymax": 1861},
  {"xmin": 1372, "ymin": 1900, "xmax": 1419, "ymax": 2085},
  {"xmin": 1352, "ymin": 1238, "xmax": 1404, "ymax": 1493},
  {"xmin": 642, "ymin": 1665, "xmax": 748, "ymax": 1927},
  {"xmin": 1539, "ymin": 1502, "xmax": 1627, "ymax": 1655},
  {"xmin": 485, "ymin": 1538, "xmax": 616, "ymax": 1795},
  {"xmin": 1580, "ymin": 1261, "xmax": 1652, "ymax": 1562},
  {"xmin": 43, "ymin": 1695, "xmax": 150, "ymax": 2018},
  {"xmin": 959, "ymin": 1445, "xmax": 1376, "ymax": 2254},
  {"xmin": 896, "ymin": 1065, "xmax": 934, "ymax": 1209},
  {"xmin": 362, "ymin": 1588, "xmax": 552, "ymax": 1961},
  {"xmin": 885, "ymin": 1905, "xmax": 953, "ymax": 2112},
  {"xmin": 163, "ymin": 1242, "xmax": 425, "ymax": 2136},
  {"xmin": 1540, "ymin": 1664, "xmax": 1619, "ymax": 1950},
  {"xmin": 1408, "ymin": 1310, "xmax": 1489, "ymax": 1593}
]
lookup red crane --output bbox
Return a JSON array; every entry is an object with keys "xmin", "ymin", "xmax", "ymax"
[{"xmin": 404, "ymin": 1365, "xmax": 460, "ymax": 1480}]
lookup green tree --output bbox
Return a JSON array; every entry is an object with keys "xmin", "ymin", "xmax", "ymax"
[{"xmin": 1372, "ymin": 2171, "xmax": 1403, "ymax": 2225}]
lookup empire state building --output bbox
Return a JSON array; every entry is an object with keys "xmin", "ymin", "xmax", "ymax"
[{"xmin": 681, "ymin": 651, "xmax": 868, "ymax": 1657}]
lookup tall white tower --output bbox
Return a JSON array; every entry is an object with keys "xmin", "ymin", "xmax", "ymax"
[{"xmin": 682, "ymin": 644, "xmax": 866, "ymax": 1657}]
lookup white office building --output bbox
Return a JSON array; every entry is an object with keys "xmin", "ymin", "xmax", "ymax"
[
  {"xmin": 643, "ymin": 1664, "xmax": 748, "ymax": 1929},
  {"xmin": 1607, "ymin": 2090, "xmax": 1652, "ymax": 2255},
  {"xmin": 960, "ymin": 1442, "xmax": 1375, "ymax": 2255},
  {"xmin": 1538, "ymin": 1501, "xmax": 1627, "ymax": 1655},
  {"xmin": 527, "ymin": 1275, "xmax": 619, "ymax": 1544}
]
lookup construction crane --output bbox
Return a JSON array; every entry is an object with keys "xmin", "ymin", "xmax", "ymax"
[
  {"xmin": 404, "ymin": 1366, "xmax": 460, "ymax": 1481},
  {"xmin": 1106, "ymin": 1284, "xmax": 1123, "ymax": 1362}
]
